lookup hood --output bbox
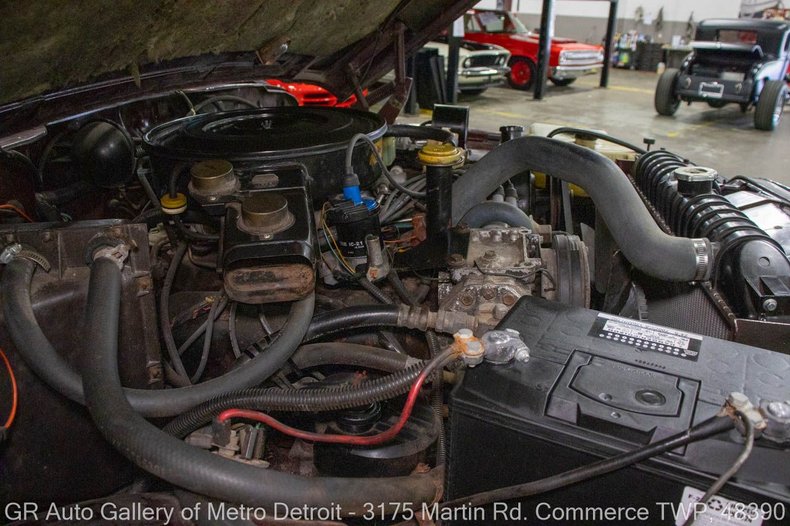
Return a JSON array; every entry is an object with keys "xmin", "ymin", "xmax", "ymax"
[
  {"xmin": 510, "ymin": 33, "xmax": 585, "ymax": 46},
  {"xmin": 0, "ymin": 0, "xmax": 476, "ymax": 131}
]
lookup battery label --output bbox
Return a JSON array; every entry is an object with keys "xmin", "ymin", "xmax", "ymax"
[
  {"xmin": 589, "ymin": 313, "xmax": 702, "ymax": 361},
  {"xmin": 674, "ymin": 487, "xmax": 765, "ymax": 526}
]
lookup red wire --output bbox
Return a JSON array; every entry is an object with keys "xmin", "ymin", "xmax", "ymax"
[
  {"xmin": 0, "ymin": 347, "xmax": 18, "ymax": 430},
  {"xmin": 218, "ymin": 365, "xmax": 434, "ymax": 446},
  {"xmin": 0, "ymin": 204, "xmax": 34, "ymax": 223}
]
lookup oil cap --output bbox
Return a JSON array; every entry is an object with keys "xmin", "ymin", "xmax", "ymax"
[{"xmin": 160, "ymin": 192, "xmax": 187, "ymax": 215}]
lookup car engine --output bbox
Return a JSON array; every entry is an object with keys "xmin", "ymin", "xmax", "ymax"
[{"xmin": 0, "ymin": 88, "xmax": 789, "ymax": 524}]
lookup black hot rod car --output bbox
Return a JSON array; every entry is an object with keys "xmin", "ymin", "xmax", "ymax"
[{"xmin": 655, "ymin": 18, "xmax": 790, "ymax": 130}]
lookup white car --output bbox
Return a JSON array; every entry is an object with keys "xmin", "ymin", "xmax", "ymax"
[{"xmin": 423, "ymin": 39, "xmax": 511, "ymax": 95}]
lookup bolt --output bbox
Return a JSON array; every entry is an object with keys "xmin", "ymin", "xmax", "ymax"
[
  {"xmin": 460, "ymin": 293, "xmax": 475, "ymax": 306},
  {"xmin": 447, "ymin": 253, "xmax": 465, "ymax": 267},
  {"xmin": 41, "ymin": 231, "xmax": 53, "ymax": 242},
  {"xmin": 493, "ymin": 304, "xmax": 509, "ymax": 319},
  {"xmin": 515, "ymin": 348, "xmax": 530, "ymax": 363},
  {"xmin": 484, "ymin": 250, "xmax": 496, "ymax": 259},
  {"xmin": 763, "ymin": 298, "xmax": 778, "ymax": 312},
  {"xmin": 0, "ymin": 243, "xmax": 22, "ymax": 264},
  {"xmin": 455, "ymin": 328, "xmax": 474, "ymax": 341},
  {"xmin": 502, "ymin": 293, "xmax": 517, "ymax": 306},
  {"xmin": 481, "ymin": 287, "xmax": 496, "ymax": 300},
  {"xmin": 728, "ymin": 392, "xmax": 750, "ymax": 410}
]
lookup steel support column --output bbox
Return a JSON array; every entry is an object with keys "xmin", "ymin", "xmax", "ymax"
[{"xmin": 533, "ymin": 0, "xmax": 554, "ymax": 100}]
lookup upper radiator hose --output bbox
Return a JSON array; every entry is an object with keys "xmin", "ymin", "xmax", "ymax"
[{"xmin": 451, "ymin": 137, "xmax": 713, "ymax": 282}]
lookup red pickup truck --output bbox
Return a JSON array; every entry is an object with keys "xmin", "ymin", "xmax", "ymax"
[{"xmin": 463, "ymin": 9, "xmax": 605, "ymax": 90}]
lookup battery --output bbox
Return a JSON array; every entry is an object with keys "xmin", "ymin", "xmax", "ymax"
[{"xmin": 447, "ymin": 296, "xmax": 790, "ymax": 525}]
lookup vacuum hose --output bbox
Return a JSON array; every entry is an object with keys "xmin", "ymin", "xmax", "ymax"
[
  {"xmin": 451, "ymin": 137, "xmax": 713, "ymax": 282},
  {"xmin": 459, "ymin": 201, "xmax": 538, "ymax": 231},
  {"xmin": 81, "ymin": 256, "xmax": 440, "ymax": 514}
]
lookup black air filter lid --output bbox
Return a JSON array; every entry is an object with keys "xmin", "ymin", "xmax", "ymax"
[{"xmin": 143, "ymin": 107, "xmax": 386, "ymax": 161}]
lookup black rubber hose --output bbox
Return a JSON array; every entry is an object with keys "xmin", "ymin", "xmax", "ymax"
[
  {"xmin": 547, "ymin": 126, "xmax": 647, "ymax": 154},
  {"xmin": 290, "ymin": 342, "xmax": 412, "ymax": 372},
  {"xmin": 164, "ymin": 363, "xmax": 426, "ymax": 439},
  {"xmin": 36, "ymin": 180, "xmax": 95, "ymax": 206},
  {"xmin": 384, "ymin": 124, "xmax": 457, "ymax": 145},
  {"xmin": 451, "ymin": 136, "xmax": 712, "ymax": 282},
  {"xmin": 459, "ymin": 201, "xmax": 538, "ymax": 230},
  {"xmin": 303, "ymin": 304, "xmax": 400, "ymax": 342},
  {"xmin": 81, "ymin": 257, "xmax": 439, "ymax": 515},
  {"xmin": 441, "ymin": 414, "xmax": 735, "ymax": 510},
  {"xmin": 388, "ymin": 272, "xmax": 419, "ymax": 306},
  {"xmin": 358, "ymin": 276, "xmax": 394, "ymax": 304},
  {"xmin": 1, "ymin": 258, "xmax": 315, "ymax": 417}
]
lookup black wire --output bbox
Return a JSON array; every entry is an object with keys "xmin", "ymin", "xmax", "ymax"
[
  {"xmin": 547, "ymin": 127, "xmax": 648, "ymax": 154},
  {"xmin": 441, "ymin": 414, "xmax": 735, "ymax": 510},
  {"xmin": 190, "ymin": 293, "xmax": 225, "ymax": 383},
  {"xmin": 177, "ymin": 296, "xmax": 228, "ymax": 358},
  {"xmin": 682, "ymin": 411, "xmax": 755, "ymax": 526},
  {"xmin": 160, "ymin": 243, "xmax": 191, "ymax": 382},
  {"xmin": 172, "ymin": 215, "xmax": 220, "ymax": 241},
  {"xmin": 229, "ymin": 302, "xmax": 243, "ymax": 359}
]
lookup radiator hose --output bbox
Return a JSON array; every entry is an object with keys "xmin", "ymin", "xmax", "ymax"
[
  {"xmin": 81, "ymin": 256, "xmax": 440, "ymax": 514},
  {"xmin": 451, "ymin": 136, "xmax": 713, "ymax": 282},
  {"xmin": 1, "ymin": 258, "xmax": 314, "ymax": 418}
]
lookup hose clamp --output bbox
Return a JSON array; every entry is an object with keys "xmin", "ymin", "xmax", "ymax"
[
  {"xmin": 0, "ymin": 243, "xmax": 52, "ymax": 272},
  {"xmin": 691, "ymin": 238, "xmax": 711, "ymax": 281},
  {"xmin": 93, "ymin": 244, "xmax": 130, "ymax": 269}
]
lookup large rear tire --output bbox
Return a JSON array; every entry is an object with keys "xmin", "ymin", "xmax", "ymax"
[
  {"xmin": 655, "ymin": 68, "xmax": 681, "ymax": 116},
  {"xmin": 508, "ymin": 57, "xmax": 536, "ymax": 91},
  {"xmin": 754, "ymin": 79, "xmax": 787, "ymax": 131}
]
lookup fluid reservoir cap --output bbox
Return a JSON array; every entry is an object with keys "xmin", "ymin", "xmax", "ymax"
[
  {"xmin": 240, "ymin": 193, "xmax": 294, "ymax": 233},
  {"xmin": 673, "ymin": 166, "xmax": 717, "ymax": 182},
  {"xmin": 418, "ymin": 143, "xmax": 464, "ymax": 165},
  {"xmin": 190, "ymin": 159, "xmax": 237, "ymax": 195},
  {"xmin": 160, "ymin": 192, "xmax": 187, "ymax": 215},
  {"xmin": 674, "ymin": 166, "xmax": 717, "ymax": 197}
]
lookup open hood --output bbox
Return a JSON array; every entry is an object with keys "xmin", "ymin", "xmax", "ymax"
[{"xmin": 0, "ymin": 0, "xmax": 476, "ymax": 133}]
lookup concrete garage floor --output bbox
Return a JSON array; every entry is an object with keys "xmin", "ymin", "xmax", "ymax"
[{"xmin": 407, "ymin": 69, "xmax": 790, "ymax": 185}]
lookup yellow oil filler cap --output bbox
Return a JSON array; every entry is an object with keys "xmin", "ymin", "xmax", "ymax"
[{"xmin": 417, "ymin": 143, "xmax": 464, "ymax": 166}]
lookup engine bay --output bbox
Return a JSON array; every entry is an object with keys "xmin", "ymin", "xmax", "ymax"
[{"xmin": 1, "ymin": 84, "xmax": 789, "ymax": 524}]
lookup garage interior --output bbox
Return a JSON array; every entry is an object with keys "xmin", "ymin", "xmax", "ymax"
[
  {"xmin": 407, "ymin": 69, "xmax": 790, "ymax": 184},
  {"xmin": 406, "ymin": 0, "xmax": 790, "ymax": 184}
]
